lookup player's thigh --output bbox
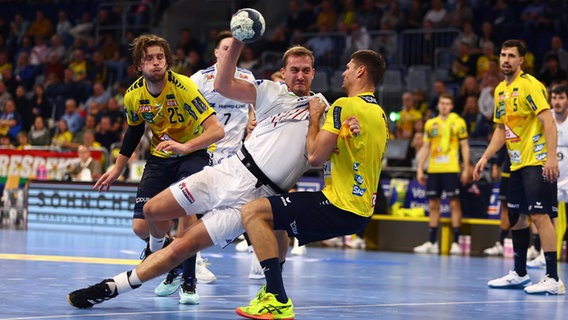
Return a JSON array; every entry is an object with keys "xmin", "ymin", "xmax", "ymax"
[{"xmin": 144, "ymin": 186, "xmax": 187, "ymax": 221}]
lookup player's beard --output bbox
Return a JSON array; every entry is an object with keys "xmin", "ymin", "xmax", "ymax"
[{"xmin": 144, "ymin": 68, "xmax": 167, "ymax": 84}]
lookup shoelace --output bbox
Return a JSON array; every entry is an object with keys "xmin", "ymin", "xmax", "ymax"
[{"xmin": 180, "ymin": 278, "xmax": 196, "ymax": 294}]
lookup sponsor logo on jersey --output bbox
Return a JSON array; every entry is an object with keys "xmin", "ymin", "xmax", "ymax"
[
  {"xmin": 206, "ymin": 74, "xmax": 214, "ymax": 80},
  {"xmin": 129, "ymin": 110, "xmax": 139, "ymax": 122},
  {"xmin": 527, "ymin": 94, "xmax": 538, "ymax": 111},
  {"xmin": 142, "ymin": 112, "xmax": 155, "ymax": 123},
  {"xmin": 359, "ymin": 95, "xmax": 378, "ymax": 104},
  {"xmin": 289, "ymin": 220, "xmax": 298, "ymax": 236},
  {"xmin": 353, "ymin": 162, "xmax": 360, "ymax": 171},
  {"xmin": 166, "ymin": 94, "xmax": 175, "ymax": 100},
  {"xmin": 192, "ymin": 97, "xmax": 208, "ymax": 113},
  {"xmin": 139, "ymin": 99, "xmax": 150, "ymax": 105},
  {"xmin": 504, "ymin": 124, "xmax": 520, "ymax": 141},
  {"xmin": 139, "ymin": 105, "xmax": 152, "ymax": 112},
  {"xmin": 509, "ymin": 150, "xmax": 521, "ymax": 163},
  {"xmin": 533, "ymin": 143, "xmax": 545, "ymax": 153},
  {"xmin": 280, "ymin": 196, "xmax": 291, "ymax": 206},
  {"xmin": 333, "ymin": 106, "xmax": 342, "ymax": 129},
  {"xmin": 239, "ymin": 74, "xmax": 249, "ymax": 79},
  {"xmin": 166, "ymin": 99, "xmax": 178, "ymax": 107},
  {"xmin": 354, "ymin": 174, "xmax": 363, "ymax": 185},
  {"xmin": 512, "ymin": 88, "xmax": 519, "ymax": 97},
  {"xmin": 532, "ymin": 134, "xmax": 542, "ymax": 143},
  {"xmin": 352, "ymin": 185, "xmax": 366, "ymax": 196},
  {"xmin": 184, "ymin": 103, "xmax": 198, "ymax": 120},
  {"xmin": 179, "ymin": 181, "xmax": 195, "ymax": 204},
  {"xmin": 536, "ymin": 152, "xmax": 547, "ymax": 161}
]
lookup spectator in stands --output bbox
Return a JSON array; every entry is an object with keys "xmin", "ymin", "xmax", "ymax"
[
  {"xmin": 8, "ymin": 13, "xmax": 28, "ymax": 46},
  {"xmin": 343, "ymin": 22, "xmax": 371, "ymax": 62},
  {"xmin": 447, "ymin": 0, "xmax": 473, "ymax": 28},
  {"xmin": 51, "ymin": 118, "xmax": 73, "ymax": 147},
  {"xmin": 30, "ymin": 83, "xmax": 51, "ymax": 121},
  {"xmin": 0, "ymin": 98, "xmax": 22, "ymax": 141},
  {"xmin": 286, "ymin": 0, "xmax": 314, "ymax": 37},
  {"xmin": 14, "ymin": 51, "xmax": 35, "ymax": 91},
  {"xmin": 405, "ymin": 0, "xmax": 424, "ymax": 30},
  {"xmin": 541, "ymin": 36, "xmax": 568, "ymax": 74},
  {"xmin": 61, "ymin": 98, "xmax": 84, "ymax": 135},
  {"xmin": 380, "ymin": 0, "xmax": 404, "ymax": 32},
  {"xmin": 490, "ymin": 0, "xmax": 518, "ymax": 44},
  {"xmin": 28, "ymin": 116, "xmax": 50, "ymax": 146},
  {"xmin": 13, "ymin": 85, "xmax": 32, "ymax": 131},
  {"xmin": 66, "ymin": 145, "xmax": 103, "ymax": 181},
  {"xmin": 478, "ymin": 21, "xmax": 497, "ymax": 52},
  {"xmin": 89, "ymin": 51, "xmax": 110, "ymax": 87},
  {"xmin": 478, "ymin": 73, "xmax": 500, "ymax": 126},
  {"xmin": 202, "ymin": 27, "xmax": 219, "ymax": 66},
  {"xmin": 16, "ymin": 131, "xmax": 30, "ymax": 149},
  {"xmin": 414, "ymin": 93, "xmax": 470, "ymax": 255},
  {"xmin": 69, "ymin": 12, "xmax": 94, "ymax": 42},
  {"xmin": 0, "ymin": 50, "xmax": 12, "ymax": 76},
  {"xmin": 461, "ymin": 95, "xmax": 480, "ymax": 135},
  {"xmin": 99, "ymin": 98, "xmax": 125, "ymax": 135},
  {"xmin": 356, "ymin": 0, "xmax": 382, "ymax": 31},
  {"xmin": 264, "ymin": 27, "xmax": 289, "ymax": 53},
  {"xmin": 371, "ymin": 21, "xmax": 397, "ymax": 65},
  {"xmin": 337, "ymin": 0, "xmax": 358, "ymax": 31},
  {"xmin": 315, "ymin": 0, "xmax": 337, "ymax": 31},
  {"xmin": 46, "ymin": 34, "xmax": 66, "ymax": 62},
  {"xmin": 520, "ymin": 0, "xmax": 549, "ymax": 49},
  {"xmin": 413, "ymin": 89, "xmax": 428, "ymax": 116},
  {"xmin": 95, "ymin": 115, "xmax": 119, "ymax": 153},
  {"xmin": 450, "ymin": 22, "xmax": 478, "ymax": 56},
  {"xmin": 476, "ymin": 41, "xmax": 497, "ymax": 81},
  {"xmin": 67, "ymin": 49, "xmax": 89, "ymax": 83},
  {"xmin": 0, "ymin": 80, "xmax": 12, "ymax": 112},
  {"xmin": 25, "ymin": 9, "xmax": 54, "ymax": 39},
  {"xmin": 397, "ymin": 92, "xmax": 422, "ymax": 139},
  {"xmin": 29, "ymin": 35, "xmax": 48, "ymax": 71},
  {"xmin": 44, "ymin": 52, "xmax": 66, "ymax": 85},
  {"xmin": 456, "ymin": 75, "xmax": 480, "ymax": 115},
  {"xmin": 84, "ymin": 82, "xmax": 111, "ymax": 115},
  {"xmin": 55, "ymin": 10, "xmax": 73, "ymax": 45},
  {"xmin": 538, "ymin": 54, "xmax": 568, "ymax": 90},
  {"xmin": 61, "ymin": 113, "xmax": 97, "ymax": 150},
  {"xmin": 82, "ymin": 130, "xmax": 102, "ymax": 150},
  {"xmin": 450, "ymin": 41, "xmax": 476, "ymax": 86},
  {"xmin": 0, "ymin": 134, "xmax": 13, "ymax": 148},
  {"xmin": 2, "ymin": 66, "xmax": 17, "ymax": 96},
  {"xmin": 423, "ymin": 0, "xmax": 448, "ymax": 28}
]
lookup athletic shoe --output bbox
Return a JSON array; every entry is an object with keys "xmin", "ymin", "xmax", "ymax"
[
  {"xmin": 249, "ymin": 250, "xmax": 265, "ymax": 280},
  {"xmin": 179, "ymin": 277, "xmax": 199, "ymax": 305},
  {"xmin": 524, "ymin": 275, "xmax": 566, "ymax": 295},
  {"xmin": 487, "ymin": 270, "xmax": 532, "ymax": 289},
  {"xmin": 140, "ymin": 236, "xmax": 173, "ymax": 260},
  {"xmin": 236, "ymin": 290, "xmax": 295, "ymax": 320},
  {"xmin": 527, "ymin": 245, "xmax": 539, "ymax": 260},
  {"xmin": 322, "ymin": 236, "xmax": 343, "ymax": 247},
  {"xmin": 449, "ymin": 242, "xmax": 462, "ymax": 255},
  {"xmin": 345, "ymin": 236, "xmax": 366, "ymax": 249},
  {"xmin": 483, "ymin": 241, "xmax": 504, "ymax": 256},
  {"xmin": 236, "ymin": 239, "xmax": 249, "ymax": 252},
  {"xmin": 526, "ymin": 251, "xmax": 546, "ymax": 269},
  {"xmin": 196, "ymin": 257, "xmax": 217, "ymax": 284},
  {"xmin": 413, "ymin": 241, "xmax": 439, "ymax": 254},
  {"xmin": 154, "ymin": 268, "xmax": 182, "ymax": 296},
  {"xmin": 67, "ymin": 279, "xmax": 118, "ymax": 308}
]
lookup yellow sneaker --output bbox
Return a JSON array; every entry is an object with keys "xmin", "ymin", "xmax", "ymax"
[{"xmin": 236, "ymin": 290, "xmax": 294, "ymax": 319}]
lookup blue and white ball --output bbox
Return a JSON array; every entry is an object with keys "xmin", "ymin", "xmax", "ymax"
[{"xmin": 230, "ymin": 8, "xmax": 266, "ymax": 43}]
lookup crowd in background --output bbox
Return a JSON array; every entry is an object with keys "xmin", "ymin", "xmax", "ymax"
[{"xmin": 0, "ymin": 0, "xmax": 567, "ymax": 177}]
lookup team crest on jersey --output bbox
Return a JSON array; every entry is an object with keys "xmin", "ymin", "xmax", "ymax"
[{"xmin": 142, "ymin": 112, "xmax": 155, "ymax": 123}]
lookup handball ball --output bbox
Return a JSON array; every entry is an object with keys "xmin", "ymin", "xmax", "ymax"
[{"xmin": 230, "ymin": 8, "xmax": 266, "ymax": 43}]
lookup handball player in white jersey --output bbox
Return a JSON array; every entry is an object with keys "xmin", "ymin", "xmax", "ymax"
[
  {"xmin": 68, "ymin": 39, "xmax": 334, "ymax": 308},
  {"xmin": 552, "ymin": 84, "xmax": 568, "ymax": 255}
]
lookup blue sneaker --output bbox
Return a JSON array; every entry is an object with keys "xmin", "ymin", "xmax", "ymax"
[{"xmin": 155, "ymin": 268, "xmax": 182, "ymax": 296}]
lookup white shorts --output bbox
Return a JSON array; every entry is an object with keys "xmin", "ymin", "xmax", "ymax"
[{"xmin": 169, "ymin": 156, "xmax": 275, "ymax": 246}]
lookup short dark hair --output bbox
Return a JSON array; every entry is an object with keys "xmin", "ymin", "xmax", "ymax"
[
  {"xmin": 215, "ymin": 30, "xmax": 233, "ymax": 48},
  {"xmin": 552, "ymin": 84, "xmax": 568, "ymax": 96},
  {"xmin": 350, "ymin": 50, "xmax": 386, "ymax": 86},
  {"xmin": 501, "ymin": 39, "xmax": 526, "ymax": 57}
]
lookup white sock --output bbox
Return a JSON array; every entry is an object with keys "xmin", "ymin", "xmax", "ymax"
[
  {"xmin": 149, "ymin": 235, "xmax": 166, "ymax": 252},
  {"xmin": 113, "ymin": 270, "xmax": 142, "ymax": 294}
]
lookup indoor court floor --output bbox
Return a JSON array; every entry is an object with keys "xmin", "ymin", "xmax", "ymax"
[{"xmin": 0, "ymin": 228, "xmax": 566, "ymax": 320}]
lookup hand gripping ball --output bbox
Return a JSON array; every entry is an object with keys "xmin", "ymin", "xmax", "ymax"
[{"xmin": 230, "ymin": 8, "xmax": 266, "ymax": 43}]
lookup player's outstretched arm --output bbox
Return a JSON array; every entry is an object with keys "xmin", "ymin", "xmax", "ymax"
[{"xmin": 214, "ymin": 38, "xmax": 256, "ymax": 105}]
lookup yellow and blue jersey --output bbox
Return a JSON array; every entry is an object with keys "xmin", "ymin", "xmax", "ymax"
[
  {"xmin": 321, "ymin": 92, "xmax": 388, "ymax": 217},
  {"xmin": 124, "ymin": 70, "xmax": 216, "ymax": 158}
]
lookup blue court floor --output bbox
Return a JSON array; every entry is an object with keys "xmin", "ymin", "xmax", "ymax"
[{"xmin": 0, "ymin": 228, "xmax": 566, "ymax": 320}]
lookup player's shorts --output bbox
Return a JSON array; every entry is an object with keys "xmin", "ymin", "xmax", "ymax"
[
  {"xmin": 268, "ymin": 191, "xmax": 371, "ymax": 246},
  {"xmin": 133, "ymin": 150, "xmax": 211, "ymax": 219},
  {"xmin": 507, "ymin": 166, "xmax": 558, "ymax": 218},
  {"xmin": 498, "ymin": 176, "xmax": 509, "ymax": 201},
  {"xmin": 170, "ymin": 154, "xmax": 275, "ymax": 219},
  {"xmin": 201, "ymin": 207, "xmax": 245, "ymax": 248},
  {"xmin": 425, "ymin": 173, "xmax": 460, "ymax": 198}
]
